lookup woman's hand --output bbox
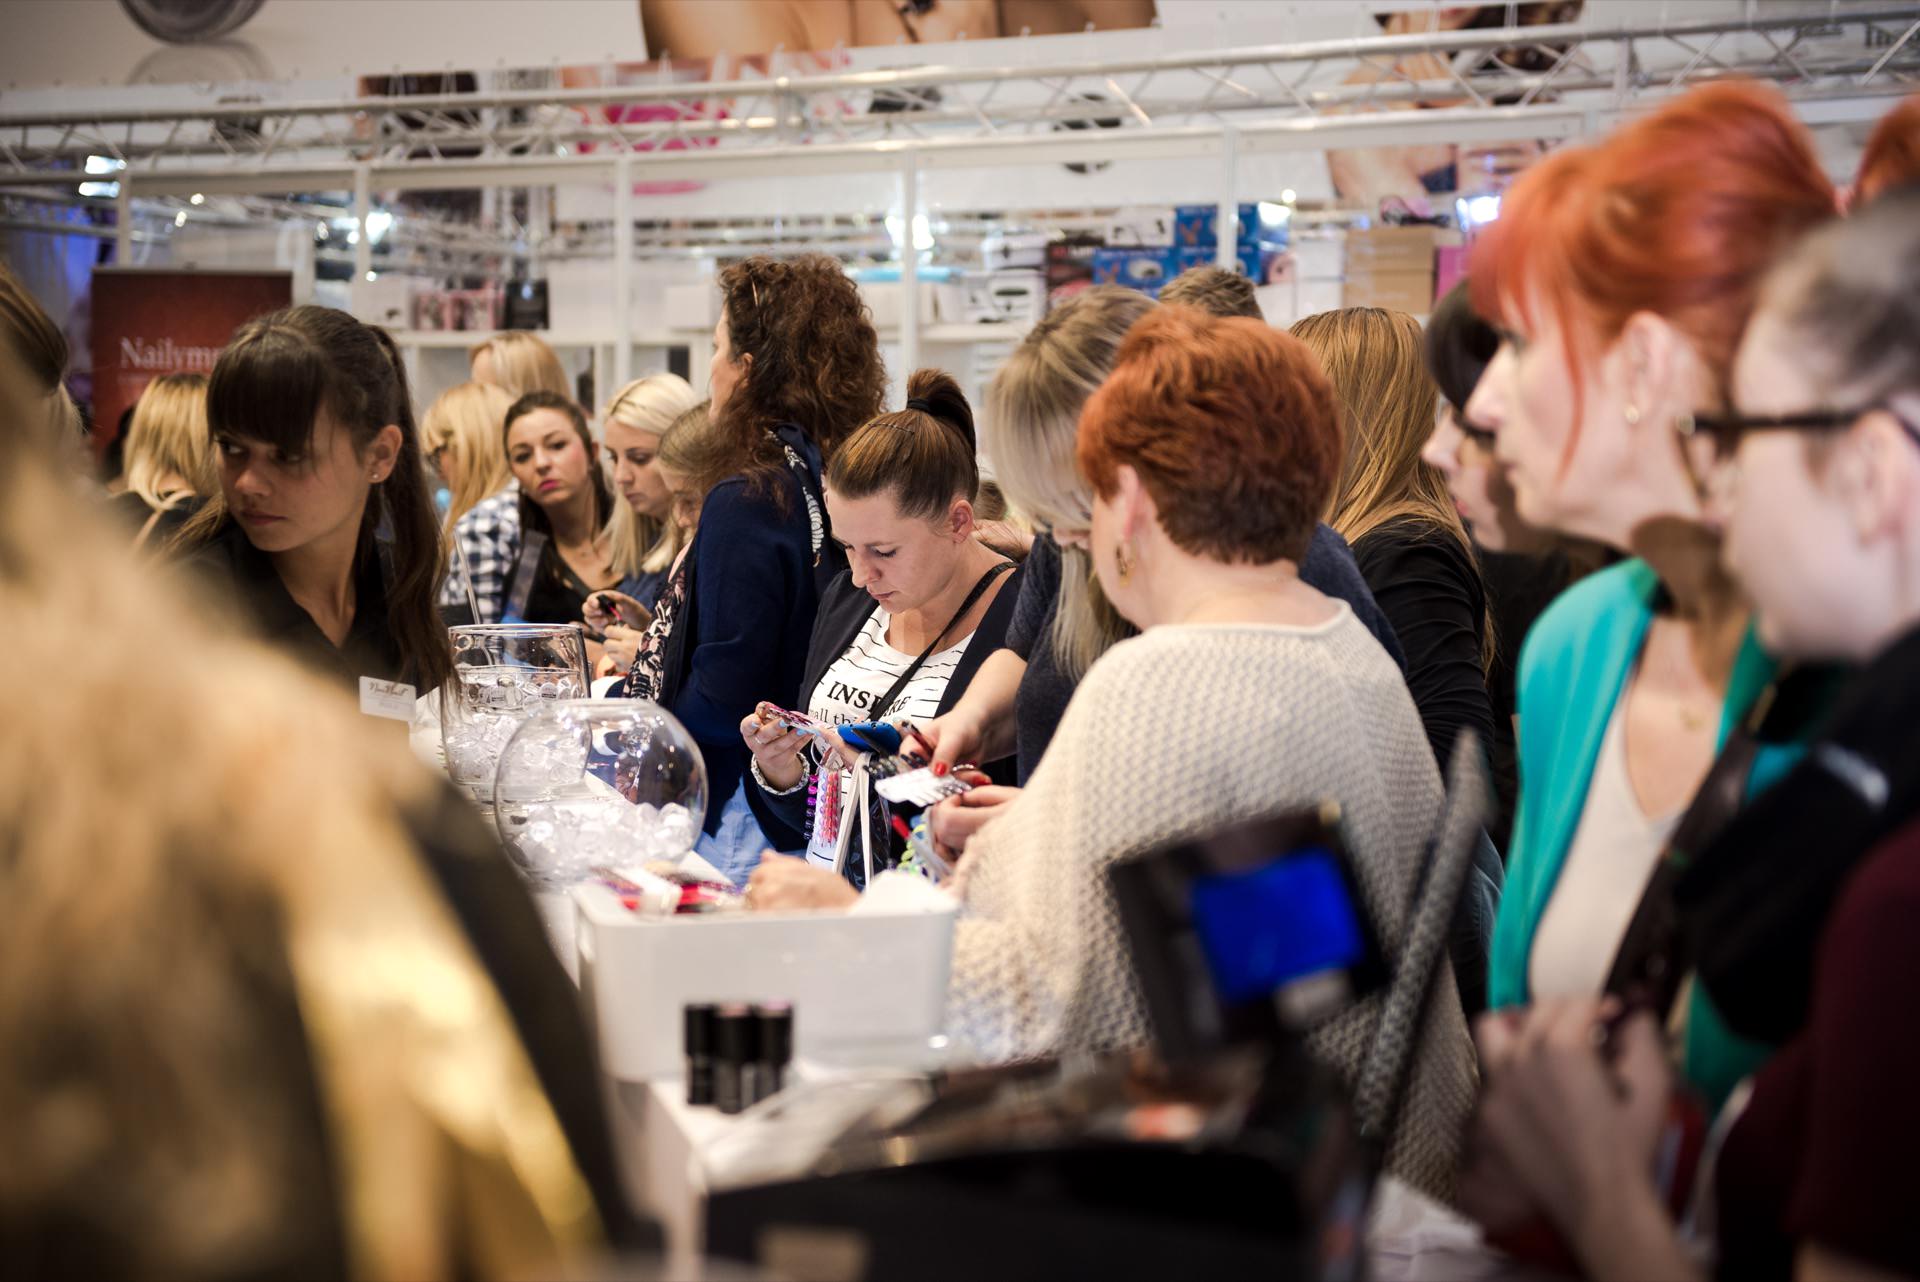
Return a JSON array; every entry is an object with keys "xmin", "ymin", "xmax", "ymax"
[
  {"xmin": 917, "ymin": 705, "xmax": 989, "ymax": 775},
  {"xmin": 584, "ymin": 589, "xmax": 650, "ymax": 634},
  {"xmin": 744, "ymin": 852, "xmax": 860, "ymax": 912},
  {"xmin": 601, "ymin": 623, "xmax": 643, "ymax": 675},
  {"xmin": 928, "ymin": 782, "xmax": 1021, "ymax": 858},
  {"xmin": 739, "ymin": 702, "xmax": 812, "ymax": 792},
  {"xmin": 1470, "ymin": 1001, "xmax": 1675, "ymax": 1249}
]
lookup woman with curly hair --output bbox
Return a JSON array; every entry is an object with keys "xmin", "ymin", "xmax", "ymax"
[{"xmin": 633, "ymin": 253, "xmax": 886, "ymax": 880}]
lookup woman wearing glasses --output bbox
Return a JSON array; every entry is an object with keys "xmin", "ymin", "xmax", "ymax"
[
  {"xmin": 1461, "ymin": 82, "xmax": 1836, "ymax": 1112},
  {"xmin": 421, "ymin": 380, "xmax": 515, "ymax": 532},
  {"xmin": 1461, "ymin": 185, "xmax": 1920, "ymax": 1282}
]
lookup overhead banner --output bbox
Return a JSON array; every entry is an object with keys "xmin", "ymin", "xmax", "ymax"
[{"xmin": 89, "ymin": 267, "xmax": 291, "ymax": 455}]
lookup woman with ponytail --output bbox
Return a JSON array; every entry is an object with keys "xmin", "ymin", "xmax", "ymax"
[
  {"xmin": 175, "ymin": 305, "xmax": 452, "ymax": 706},
  {"xmin": 740, "ymin": 370, "xmax": 1023, "ymax": 900}
]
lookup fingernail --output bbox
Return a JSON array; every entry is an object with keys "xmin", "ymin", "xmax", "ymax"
[{"xmin": 931, "ymin": 762, "xmax": 948, "ymax": 777}]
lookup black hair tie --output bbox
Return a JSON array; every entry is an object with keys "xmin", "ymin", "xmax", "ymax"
[{"xmin": 905, "ymin": 397, "xmax": 936, "ymax": 415}]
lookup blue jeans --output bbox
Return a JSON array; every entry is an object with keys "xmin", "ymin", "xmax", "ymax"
[{"xmin": 695, "ymin": 778, "xmax": 775, "ymax": 887}]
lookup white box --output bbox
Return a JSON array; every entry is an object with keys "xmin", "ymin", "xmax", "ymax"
[
  {"xmin": 574, "ymin": 883, "xmax": 957, "ymax": 1081},
  {"xmin": 939, "ymin": 270, "xmax": 1044, "ymax": 327},
  {"xmin": 981, "ymin": 230, "xmax": 1048, "ymax": 272},
  {"xmin": 1105, "ymin": 205, "xmax": 1176, "ymax": 248}
]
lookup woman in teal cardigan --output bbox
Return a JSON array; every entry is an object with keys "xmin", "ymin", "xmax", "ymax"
[
  {"xmin": 1493, "ymin": 560, "xmax": 1805, "ymax": 1107},
  {"xmin": 1459, "ymin": 83, "xmax": 1837, "ymax": 1112}
]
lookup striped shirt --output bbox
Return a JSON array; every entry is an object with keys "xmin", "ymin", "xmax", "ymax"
[{"xmin": 802, "ymin": 604, "xmax": 977, "ymax": 869}]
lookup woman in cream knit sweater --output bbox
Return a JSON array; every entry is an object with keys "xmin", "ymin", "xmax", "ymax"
[{"xmin": 949, "ymin": 307, "xmax": 1475, "ymax": 1200}]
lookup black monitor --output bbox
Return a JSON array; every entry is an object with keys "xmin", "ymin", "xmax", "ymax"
[{"xmin": 1108, "ymin": 803, "xmax": 1387, "ymax": 1064}]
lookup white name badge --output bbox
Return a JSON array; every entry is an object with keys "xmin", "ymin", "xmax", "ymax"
[{"xmin": 360, "ymin": 676, "xmax": 418, "ymax": 721}]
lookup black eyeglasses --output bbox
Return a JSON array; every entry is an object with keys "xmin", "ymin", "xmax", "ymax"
[{"xmin": 1682, "ymin": 405, "xmax": 1920, "ymax": 459}]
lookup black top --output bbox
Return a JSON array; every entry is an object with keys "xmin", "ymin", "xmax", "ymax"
[
  {"xmin": 1697, "ymin": 629, "xmax": 1920, "ymax": 1282},
  {"xmin": 1005, "ymin": 525, "xmax": 1407, "ymax": 785},
  {"xmin": 1351, "ymin": 518, "xmax": 1496, "ymax": 785},
  {"xmin": 183, "ymin": 518, "xmax": 421, "ymax": 694},
  {"xmin": 1476, "ymin": 547, "xmax": 1577, "ymax": 853},
  {"xmin": 519, "ymin": 535, "xmax": 620, "ymax": 630},
  {"xmin": 1003, "ymin": 534, "xmax": 1079, "ymax": 787},
  {"xmin": 753, "ymin": 560, "xmax": 1027, "ymax": 853}
]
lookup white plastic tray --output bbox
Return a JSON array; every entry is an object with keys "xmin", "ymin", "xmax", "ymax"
[{"xmin": 574, "ymin": 883, "xmax": 957, "ymax": 1081}]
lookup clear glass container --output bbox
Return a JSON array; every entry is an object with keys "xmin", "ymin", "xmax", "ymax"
[
  {"xmin": 493, "ymin": 699, "xmax": 709, "ymax": 889},
  {"xmin": 441, "ymin": 623, "xmax": 591, "ymax": 798}
]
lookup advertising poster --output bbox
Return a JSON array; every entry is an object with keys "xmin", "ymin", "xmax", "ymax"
[{"xmin": 89, "ymin": 267, "xmax": 291, "ymax": 456}]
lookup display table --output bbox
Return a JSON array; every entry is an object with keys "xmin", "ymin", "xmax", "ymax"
[{"xmin": 606, "ymin": 1073, "xmax": 1558, "ymax": 1282}]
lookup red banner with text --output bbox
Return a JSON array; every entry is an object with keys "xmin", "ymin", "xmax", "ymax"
[{"xmin": 89, "ymin": 267, "xmax": 292, "ymax": 457}]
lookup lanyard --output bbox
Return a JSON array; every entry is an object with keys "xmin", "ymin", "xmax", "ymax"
[{"xmin": 869, "ymin": 560, "xmax": 1013, "ymax": 721}]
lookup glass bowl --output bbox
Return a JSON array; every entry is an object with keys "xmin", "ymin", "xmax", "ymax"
[
  {"xmin": 441, "ymin": 623, "xmax": 590, "ymax": 797},
  {"xmin": 493, "ymin": 698, "xmax": 709, "ymax": 888}
]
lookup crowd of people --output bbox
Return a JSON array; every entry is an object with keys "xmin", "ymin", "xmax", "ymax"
[{"xmin": 2, "ymin": 78, "xmax": 1918, "ymax": 1281}]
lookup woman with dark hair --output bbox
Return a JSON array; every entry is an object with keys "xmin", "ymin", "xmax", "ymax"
[
  {"xmin": 176, "ymin": 305, "xmax": 452, "ymax": 704},
  {"xmin": 1420, "ymin": 280, "xmax": 1609, "ymax": 854},
  {"xmin": 16, "ymin": 305, "xmax": 649, "ymax": 1260},
  {"xmin": 496, "ymin": 390, "xmax": 624, "ymax": 640},
  {"xmin": 739, "ymin": 370, "xmax": 1023, "ymax": 900},
  {"xmin": 639, "ymin": 253, "xmax": 886, "ymax": 880}
]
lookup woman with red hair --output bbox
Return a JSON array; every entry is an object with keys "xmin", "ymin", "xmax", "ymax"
[
  {"xmin": 944, "ymin": 306, "xmax": 1477, "ymax": 1202},
  {"xmin": 1462, "ymin": 185, "xmax": 1920, "ymax": 1282},
  {"xmin": 1464, "ymin": 82, "xmax": 1838, "ymax": 1109},
  {"xmin": 1853, "ymin": 91, "xmax": 1920, "ymax": 207}
]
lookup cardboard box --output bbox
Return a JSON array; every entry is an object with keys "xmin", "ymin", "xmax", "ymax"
[
  {"xmin": 1345, "ymin": 225, "xmax": 1458, "ymax": 273},
  {"xmin": 1343, "ymin": 268, "xmax": 1437, "ymax": 315}
]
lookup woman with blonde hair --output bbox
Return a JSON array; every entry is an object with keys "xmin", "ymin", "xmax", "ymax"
[
  {"xmin": 468, "ymin": 329, "xmax": 572, "ymax": 401},
  {"xmin": 593, "ymin": 400, "xmax": 725, "ymax": 682},
  {"xmin": 421, "ymin": 379, "xmax": 515, "ymax": 529},
  {"xmin": 111, "ymin": 372, "xmax": 215, "ymax": 549},
  {"xmin": 919, "ymin": 287, "xmax": 1400, "ymax": 854},
  {"xmin": 1291, "ymin": 306, "xmax": 1496, "ymax": 778},
  {"xmin": 598, "ymin": 372, "xmax": 700, "ymax": 615}
]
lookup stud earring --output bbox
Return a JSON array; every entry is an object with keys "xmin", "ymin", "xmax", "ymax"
[
  {"xmin": 1624, "ymin": 404, "xmax": 1643, "ymax": 427},
  {"xmin": 1114, "ymin": 541, "xmax": 1135, "ymax": 583}
]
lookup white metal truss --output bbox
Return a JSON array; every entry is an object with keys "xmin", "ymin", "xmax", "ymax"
[
  {"xmin": 5, "ymin": 4, "xmax": 1915, "ymax": 387},
  {"xmin": 1, "ymin": 4, "xmax": 1915, "ymax": 195}
]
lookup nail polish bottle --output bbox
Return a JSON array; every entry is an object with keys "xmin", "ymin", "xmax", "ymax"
[
  {"xmin": 684, "ymin": 1003, "xmax": 718, "ymax": 1106},
  {"xmin": 714, "ymin": 1003, "xmax": 755, "ymax": 1115},
  {"xmin": 751, "ymin": 1001, "xmax": 794, "ymax": 1104}
]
